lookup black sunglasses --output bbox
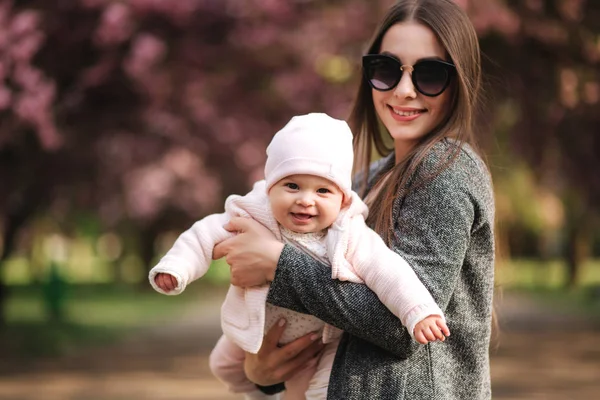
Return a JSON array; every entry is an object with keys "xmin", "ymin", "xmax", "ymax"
[{"xmin": 362, "ymin": 54, "xmax": 456, "ymax": 97}]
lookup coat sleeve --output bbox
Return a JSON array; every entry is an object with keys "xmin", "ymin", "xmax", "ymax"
[
  {"xmin": 266, "ymin": 165, "xmax": 474, "ymax": 358},
  {"xmin": 148, "ymin": 212, "xmax": 233, "ymax": 295},
  {"xmin": 343, "ymin": 218, "xmax": 445, "ymax": 339}
]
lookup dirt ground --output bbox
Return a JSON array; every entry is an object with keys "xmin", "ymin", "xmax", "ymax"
[{"xmin": 0, "ymin": 292, "xmax": 599, "ymax": 400}]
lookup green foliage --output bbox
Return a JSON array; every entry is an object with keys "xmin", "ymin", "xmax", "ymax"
[
  {"xmin": 0, "ymin": 0, "xmax": 598, "ymax": 331},
  {"xmin": 2, "ymin": 282, "xmax": 224, "ymax": 358},
  {"xmin": 496, "ymin": 258, "xmax": 600, "ymax": 318},
  {"xmin": 496, "ymin": 258, "xmax": 600, "ymax": 290},
  {"xmin": 42, "ymin": 262, "xmax": 66, "ymax": 321},
  {"xmin": 204, "ymin": 258, "xmax": 233, "ymax": 285},
  {"xmin": 495, "ymin": 165, "xmax": 546, "ymax": 232},
  {"xmin": 514, "ymin": 286, "xmax": 600, "ymax": 318}
]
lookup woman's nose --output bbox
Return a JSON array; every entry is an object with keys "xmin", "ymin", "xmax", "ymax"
[{"xmin": 393, "ymin": 70, "xmax": 417, "ymax": 99}]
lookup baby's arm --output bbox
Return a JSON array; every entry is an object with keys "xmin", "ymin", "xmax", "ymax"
[
  {"xmin": 149, "ymin": 212, "xmax": 234, "ymax": 295},
  {"xmin": 343, "ymin": 217, "xmax": 447, "ymax": 341}
]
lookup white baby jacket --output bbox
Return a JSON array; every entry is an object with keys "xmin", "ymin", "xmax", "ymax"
[{"xmin": 149, "ymin": 180, "xmax": 444, "ymax": 353}]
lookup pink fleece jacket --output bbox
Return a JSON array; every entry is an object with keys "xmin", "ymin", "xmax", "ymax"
[{"xmin": 149, "ymin": 180, "xmax": 444, "ymax": 354}]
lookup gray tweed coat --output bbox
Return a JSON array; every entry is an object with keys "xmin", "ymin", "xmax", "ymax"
[{"xmin": 266, "ymin": 139, "xmax": 495, "ymax": 399}]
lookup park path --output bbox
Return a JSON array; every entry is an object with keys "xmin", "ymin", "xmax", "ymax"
[
  {"xmin": 487, "ymin": 293, "xmax": 600, "ymax": 400},
  {"xmin": 0, "ymin": 290, "xmax": 599, "ymax": 400}
]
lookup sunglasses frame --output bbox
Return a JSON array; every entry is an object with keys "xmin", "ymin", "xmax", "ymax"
[{"xmin": 362, "ymin": 54, "xmax": 456, "ymax": 97}]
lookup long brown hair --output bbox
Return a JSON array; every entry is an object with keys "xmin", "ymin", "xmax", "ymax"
[{"xmin": 349, "ymin": 0, "xmax": 484, "ymax": 244}]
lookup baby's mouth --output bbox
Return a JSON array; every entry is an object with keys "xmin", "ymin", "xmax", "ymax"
[{"xmin": 291, "ymin": 213, "xmax": 314, "ymax": 220}]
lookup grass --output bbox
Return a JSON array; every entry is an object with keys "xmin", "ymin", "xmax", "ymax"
[
  {"xmin": 496, "ymin": 258, "xmax": 600, "ymax": 318},
  {"xmin": 3, "ymin": 257, "xmax": 599, "ymax": 359},
  {"xmin": 495, "ymin": 258, "xmax": 600, "ymax": 289},
  {"xmin": 1, "ymin": 282, "xmax": 226, "ymax": 359}
]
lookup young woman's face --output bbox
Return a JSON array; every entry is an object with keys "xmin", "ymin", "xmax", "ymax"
[
  {"xmin": 372, "ymin": 21, "xmax": 453, "ymax": 160},
  {"xmin": 268, "ymin": 174, "xmax": 345, "ymax": 234}
]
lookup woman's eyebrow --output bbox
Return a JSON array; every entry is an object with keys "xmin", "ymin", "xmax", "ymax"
[
  {"xmin": 417, "ymin": 56, "xmax": 446, "ymax": 62},
  {"xmin": 380, "ymin": 51, "xmax": 400, "ymax": 62},
  {"xmin": 380, "ymin": 51, "xmax": 446, "ymax": 63}
]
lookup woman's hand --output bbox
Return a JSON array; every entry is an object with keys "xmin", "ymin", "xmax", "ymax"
[
  {"xmin": 244, "ymin": 319, "xmax": 325, "ymax": 386},
  {"xmin": 213, "ymin": 217, "xmax": 284, "ymax": 287}
]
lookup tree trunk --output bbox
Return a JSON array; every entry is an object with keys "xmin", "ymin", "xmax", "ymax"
[
  {"xmin": 0, "ymin": 187, "xmax": 40, "ymax": 326},
  {"xmin": 0, "ymin": 212, "xmax": 27, "ymax": 326},
  {"xmin": 494, "ymin": 221, "xmax": 511, "ymax": 264},
  {"xmin": 0, "ymin": 279, "xmax": 5, "ymax": 328},
  {"xmin": 138, "ymin": 224, "xmax": 159, "ymax": 289},
  {"xmin": 565, "ymin": 223, "xmax": 590, "ymax": 289}
]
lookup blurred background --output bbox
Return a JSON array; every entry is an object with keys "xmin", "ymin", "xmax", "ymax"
[{"xmin": 0, "ymin": 0, "xmax": 599, "ymax": 399}]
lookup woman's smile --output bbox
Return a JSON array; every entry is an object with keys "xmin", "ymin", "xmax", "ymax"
[
  {"xmin": 373, "ymin": 22, "xmax": 452, "ymax": 160},
  {"xmin": 388, "ymin": 105, "xmax": 427, "ymax": 121}
]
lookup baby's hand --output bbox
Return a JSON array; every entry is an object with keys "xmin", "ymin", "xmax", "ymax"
[
  {"xmin": 413, "ymin": 315, "xmax": 450, "ymax": 345},
  {"xmin": 155, "ymin": 273, "xmax": 178, "ymax": 292}
]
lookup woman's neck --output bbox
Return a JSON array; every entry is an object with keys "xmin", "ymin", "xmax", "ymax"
[{"xmin": 394, "ymin": 140, "xmax": 415, "ymax": 165}]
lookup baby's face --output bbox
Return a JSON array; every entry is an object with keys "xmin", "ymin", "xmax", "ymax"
[{"xmin": 268, "ymin": 174, "xmax": 345, "ymax": 234}]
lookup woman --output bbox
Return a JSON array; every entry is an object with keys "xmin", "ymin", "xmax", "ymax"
[{"xmin": 213, "ymin": 0, "xmax": 495, "ymax": 398}]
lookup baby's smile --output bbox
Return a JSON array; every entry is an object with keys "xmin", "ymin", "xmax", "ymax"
[{"xmin": 291, "ymin": 212, "xmax": 315, "ymax": 220}]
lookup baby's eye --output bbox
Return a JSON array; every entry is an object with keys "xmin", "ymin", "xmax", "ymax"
[
  {"xmin": 317, "ymin": 188, "xmax": 331, "ymax": 194},
  {"xmin": 285, "ymin": 183, "xmax": 299, "ymax": 190}
]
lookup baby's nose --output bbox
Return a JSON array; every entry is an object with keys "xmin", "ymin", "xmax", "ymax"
[{"xmin": 296, "ymin": 193, "xmax": 315, "ymax": 206}]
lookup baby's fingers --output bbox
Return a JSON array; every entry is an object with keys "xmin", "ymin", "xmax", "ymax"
[
  {"xmin": 414, "ymin": 326, "xmax": 437, "ymax": 344},
  {"xmin": 154, "ymin": 274, "xmax": 165, "ymax": 289},
  {"xmin": 437, "ymin": 320, "xmax": 451, "ymax": 337},
  {"xmin": 155, "ymin": 273, "xmax": 175, "ymax": 292},
  {"xmin": 430, "ymin": 325, "xmax": 446, "ymax": 342},
  {"xmin": 414, "ymin": 329, "xmax": 428, "ymax": 345},
  {"xmin": 423, "ymin": 326, "xmax": 438, "ymax": 343},
  {"xmin": 168, "ymin": 274, "xmax": 178, "ymax": 289}
]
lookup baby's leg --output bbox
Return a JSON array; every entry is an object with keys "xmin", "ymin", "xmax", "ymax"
[
  {"xmin": 209, "ymin": 335, "xmax": 280, "ymax": 399},
  {"xmin": 283, "ymin": 340, "xmax": 338, "ymax": 400},
  {"xmin": 303, "ymin": 340, "xmax": 339, "ymax": 400},
  {"xmin": 281, "ymin": 360, "xmax": 317, "ymax": 400}
]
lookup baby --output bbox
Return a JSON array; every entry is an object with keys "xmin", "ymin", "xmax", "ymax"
[{"xmin": 149, "ymin": 113, "xmax": 449, "ymax": 400}]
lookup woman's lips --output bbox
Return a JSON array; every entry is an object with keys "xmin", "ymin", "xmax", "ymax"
[{"xmin": 388, "ymin": 105, "xmax": 425, "ymax": 122}]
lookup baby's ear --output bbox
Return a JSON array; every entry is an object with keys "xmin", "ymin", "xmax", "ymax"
[{"xmin": 341, "ymin": 193, "xmax": 353, "ymax": 208}]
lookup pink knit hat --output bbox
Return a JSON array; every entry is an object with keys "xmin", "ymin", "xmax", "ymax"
[{"xmin": 264, "ymin": 113, "xmax": 354, "ymax": 198}]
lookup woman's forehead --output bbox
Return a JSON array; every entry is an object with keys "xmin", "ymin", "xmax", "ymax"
[{"xmin": 380, "ymin": 22, "xmax": 446, "ymax": 63}]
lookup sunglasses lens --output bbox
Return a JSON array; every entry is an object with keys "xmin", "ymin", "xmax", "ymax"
[
  {"xmin": 365, "ymin": 57, "xmax": 400, "ymax": 91},
  {"xmin": 414, "ymin": 61, "xmax": 450, "ymax": 96}
]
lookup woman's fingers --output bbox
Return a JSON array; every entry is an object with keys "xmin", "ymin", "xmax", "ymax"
[
  {"xmin": 244, "ymin": 319, "xmax": 325, "ymax": 385},
  {"xmin": 260, "ymin": 319, "xmax": 288, "ymax": 352},
  {"xmin": 223, "ymin": 216, "xmax": 251, "ymax": 233},
  {"xmin": 212, "ymin": 237, "xmax": 230, "ymax": 260},
  {"xmin": 276, "ymin": 331, "xmax": 322, "ymax": 363},
  {"xmin": 213, "ymin": 217, "xmax": 284, "ymax": 287},
  {"xmin": 275, "ymin": 336, "xmax": 324, "ymax": 380},
  {"xmin": 213, "ymin": 217, "xmax": 249, "ymax": 260}
]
